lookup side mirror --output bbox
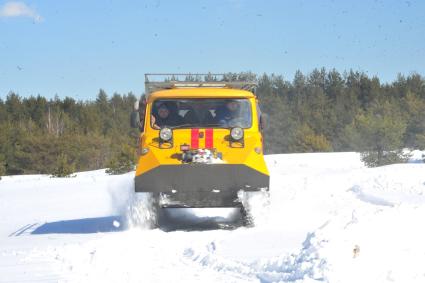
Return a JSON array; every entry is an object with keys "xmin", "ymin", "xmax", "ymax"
[
  {"xmin": 259, "ymin": 113, "xmax": 268, "ymax": 130},
  {"xmin": 133, "ymin": 100, "xmax": 139, "ymax": 111},
  {"xmin": 130, "ymin": 111, "xmax": 141, "ymax": 129},
  {"xmin": 131, "ymin": 98, "xmax": 147, "ymax": 131}
]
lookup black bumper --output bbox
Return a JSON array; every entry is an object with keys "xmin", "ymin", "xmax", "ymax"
[{"xmin": 135, "ymin": 164, "xmax": 269, "ymax": 207}]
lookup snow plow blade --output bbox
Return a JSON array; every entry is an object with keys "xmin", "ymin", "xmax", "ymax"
[{"xmin": 135, "ymin": 164, "xmax": 269, "ymax": 207}]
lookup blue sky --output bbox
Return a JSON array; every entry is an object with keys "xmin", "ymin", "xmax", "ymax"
[{"xmin": 1, "ymin": 0, "xmax": 424, "ymax": 99}]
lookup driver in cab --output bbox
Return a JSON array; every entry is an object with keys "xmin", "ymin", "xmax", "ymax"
[
  {"xmin": 215, "ymin": 100, "xmax": 242, "ymax": 127},
  {"xmin": 151, "ymin": 102, "xmax": 183, "ymax": 129}
]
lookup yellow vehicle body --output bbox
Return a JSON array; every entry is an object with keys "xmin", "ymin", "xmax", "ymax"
[{"xmin": 134, "ymin": 87, "xmax": 269, "ymax": 208}]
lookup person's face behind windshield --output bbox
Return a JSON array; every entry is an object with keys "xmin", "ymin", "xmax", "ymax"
[
  {"xmin": 158, "ymin": 106, "xmax": 170, "ymax": 119},
  {"xmin": 226, "ymin": 101, "xmax": 239, "ymax": 112}
]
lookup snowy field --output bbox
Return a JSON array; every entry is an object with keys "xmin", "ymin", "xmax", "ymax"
[{"xmin": 0, "ymin": 152, "xmax": 424, "ymax": 283}]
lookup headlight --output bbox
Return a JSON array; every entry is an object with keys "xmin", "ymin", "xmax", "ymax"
[
  {"xmin": 230, "ymin": 127, "xmax": 243, "ymax": 140},
  {"xmin": 159, "ymin": 127, "xmax": 172, "ymax": 141}
]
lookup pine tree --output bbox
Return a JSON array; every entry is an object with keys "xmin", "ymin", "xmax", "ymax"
[
  {"xmin": 416, "ymin": 134, "xmax": 425, "ymax": 150},
  {"xmin": 291, "ymin": 124, "xmax": 333, "ymax": 152},
  {"xmin": 51, "ymin": 153, "xmax": 76, "ymax": 177},
  {"xmin": 348, "ymin": 100, "xmax": 409, "ymax": 167},
  {"xmin": 106, "ymin": 144, "xmax": 136, "ymax": 175},
  {"xmin": 401, "ymin": 91, "xmax": 425, "ymax": 147},
  {"xmin": 0, "ymin": 154, "xmax": 6, "ymax": 179}
]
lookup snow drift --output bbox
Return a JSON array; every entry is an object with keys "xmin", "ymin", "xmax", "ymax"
[{"xmin": 0, "ymin": 152, "xmax": 424, "ymax": 282}]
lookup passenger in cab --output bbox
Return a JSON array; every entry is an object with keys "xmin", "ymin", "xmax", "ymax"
[
  {"xmin": 183, "ymin": 103, "xmax": 215, "ymax": 125},
  {"xmin": 215, "ymin": 100, "xmax": 242, "ymax": 127},
  {"xmin": 152, "ymin": 102, "xmax": 184, "ymax": 129}
]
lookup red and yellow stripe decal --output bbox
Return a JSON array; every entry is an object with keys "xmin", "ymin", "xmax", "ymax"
[
  {"xmin": 205, "ymin": 128, "xmax": 214, "ymax": 149},
  {"xmin": 191, "ymin": 128, "xmax": 199, "ymax": 149},
  {"xmin": 191, "ymin": 128, "xmax": 214, "ymax": 149}
]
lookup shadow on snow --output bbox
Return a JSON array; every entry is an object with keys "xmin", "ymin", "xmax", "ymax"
[
  {"xmin": 9, "ymin": 208, "xmax": 243, "ymax": 236},
  {"xmin": 31, "ymin": 216, "xmax": 126, "ymax": 235}
]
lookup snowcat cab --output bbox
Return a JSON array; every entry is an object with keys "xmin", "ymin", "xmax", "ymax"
[{"xmin": 131, "ymin": 74, "xmax": 269, "ymax": 225}]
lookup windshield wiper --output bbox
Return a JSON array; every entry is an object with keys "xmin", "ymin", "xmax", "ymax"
[
  {"xmin": 201, "ymin": 123, "xmax": 224, "ymax": 128},
  {"xmin": 171, "ymin": 123, "xmax": 199, "ymax": 129},
  {"xmin": 171, "ymin": 123, "xmax": 223, "ymax": 129}
]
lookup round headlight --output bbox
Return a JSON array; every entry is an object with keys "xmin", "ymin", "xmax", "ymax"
[
  {"xmin": 159, "ymin": 127, "xmax": 172, "ymax": 141},
  {"xmin": 230, "ymin": 127, "xmax": 244, "ymax": 140}
]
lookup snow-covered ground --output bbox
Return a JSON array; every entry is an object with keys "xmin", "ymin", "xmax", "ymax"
[{"xmin": 0, "ymin": 152, "xmax": 424, "ymax": 283}]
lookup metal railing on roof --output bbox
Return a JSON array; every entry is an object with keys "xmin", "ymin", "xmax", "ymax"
[{"xmin": 144, "ymin": 73, "xmax": 257, "ymax": 95}]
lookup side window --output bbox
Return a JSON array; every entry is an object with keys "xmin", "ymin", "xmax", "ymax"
[
  {"xmin": 139, "ymin": 95, "xmax": 147, "ymax": 132},
  {"xmin": 256, "ymin": 101, "xmax": 262, "ymax": 131}
]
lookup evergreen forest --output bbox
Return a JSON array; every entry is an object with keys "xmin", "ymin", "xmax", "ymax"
[{"xmin": 1, "ymin": 69, "xmax": 424, "ymax": 176}]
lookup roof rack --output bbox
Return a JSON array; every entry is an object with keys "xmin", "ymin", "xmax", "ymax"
[{"xmin": 144, "ymin": 73, "xmax": 257, "ymax": 95}]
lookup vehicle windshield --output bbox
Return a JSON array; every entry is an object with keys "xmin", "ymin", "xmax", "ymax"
[{"xmin": 151, "ymin": 98, "xmax": 252, "ymax": 129}]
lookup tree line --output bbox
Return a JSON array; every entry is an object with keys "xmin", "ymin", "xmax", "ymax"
[
  {"xmin": 1, "ymin": 69, "xmax": 424, "ymax": 176},
  {"xmin": 0, "ymin": 90, "xmax": 138, "ymax": 176},
  {"xmin": 257, "ymin": 69, "xmax": 425, "ymax": 165}
]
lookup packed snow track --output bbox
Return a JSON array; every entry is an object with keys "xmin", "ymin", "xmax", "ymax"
[{"xmin": 1, "ymin": 152, "xmax": 425, "ymax": 283}]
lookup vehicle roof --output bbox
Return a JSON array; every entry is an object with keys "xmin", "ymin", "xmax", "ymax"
[{"xmin": 147, "ymin": 88, "xmax": 255, "ymax": 103}]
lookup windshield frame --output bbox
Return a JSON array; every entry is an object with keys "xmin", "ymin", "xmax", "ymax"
[{"xmin": 149, "ymin": 98, "xmax": 253, "ymax": 130}]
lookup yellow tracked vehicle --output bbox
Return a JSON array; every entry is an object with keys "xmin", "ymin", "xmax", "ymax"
[{"xmin": 130, "ymin": 74, "xmax": 269, "ymax": 222}]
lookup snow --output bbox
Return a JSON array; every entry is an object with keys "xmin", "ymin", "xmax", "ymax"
[{"xmin": 0, "ymin": 152, "xmax": 424, "ymax": 282}]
